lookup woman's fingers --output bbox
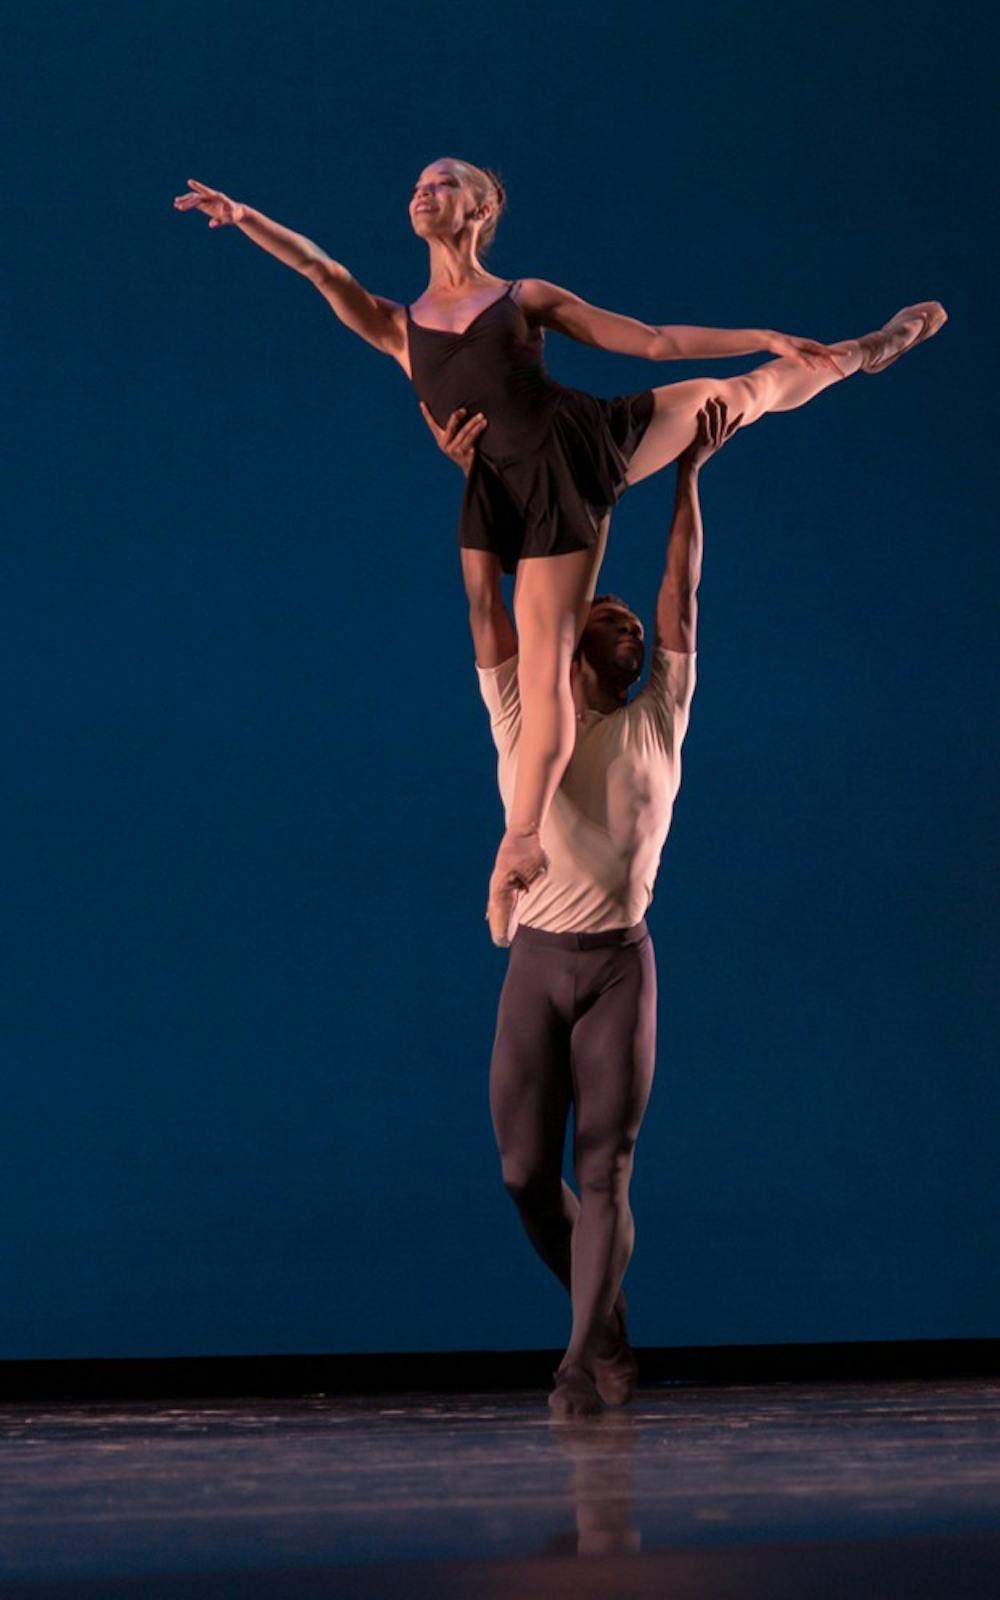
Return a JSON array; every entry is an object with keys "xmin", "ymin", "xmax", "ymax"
[
  {"xmin": 800, "ymin": 338, "xmax": 842, "ymax": 373},
  {"xmin": 776, "ymin": 332, "xmax": 834, "ymax": 371},
  {"xmin": 176, "ymin": 180, "xmax": 227, "ymax": 217},
  {"xmin": 173, "ymin": 189, "xmax": 226, "ymax": 219}
]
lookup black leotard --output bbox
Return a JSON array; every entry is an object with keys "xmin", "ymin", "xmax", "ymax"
[{"xmin": 406, "ymin": 281, "xmax": 654, "ymax": 574}]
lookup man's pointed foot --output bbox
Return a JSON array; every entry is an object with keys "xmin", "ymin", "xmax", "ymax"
[
  {"xmin": 591, "ymin": 1296, "xmax": 639, "ymax": 1407},
  {"xmin": 548, "ymin": 1362, "xmax": 605, "ymax": 1419}
]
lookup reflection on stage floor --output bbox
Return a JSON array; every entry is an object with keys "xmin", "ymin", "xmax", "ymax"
[{"xmin": 2, "ymin": 1378, "xmax": 999, "ymax": 1597}]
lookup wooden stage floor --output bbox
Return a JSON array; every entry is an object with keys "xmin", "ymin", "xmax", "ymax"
[{"xmin": 2, "ymin": 1378, "xmax": 999, "ymax": 1597}]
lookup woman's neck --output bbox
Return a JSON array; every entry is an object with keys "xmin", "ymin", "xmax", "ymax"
[{"xmin": 424, "ymin": 237, "xmax": 490, "ymax": 294}]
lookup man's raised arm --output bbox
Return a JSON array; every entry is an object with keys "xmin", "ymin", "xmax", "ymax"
[
  {"xmin": 654, "ymin": 398, "xmax": 741, "ymax": 655},
  {"xmin": 419, "ymin": 403, "xmax": 517, "ymax": 668}
]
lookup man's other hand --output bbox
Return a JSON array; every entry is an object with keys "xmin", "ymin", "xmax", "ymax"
[
  {"xmin": 419, "ymin": 402, "xmax": 488, "ymax": 476},
  {"xmin": 680, "ymin": 396, "xmax": 743, "ymax": 473}
]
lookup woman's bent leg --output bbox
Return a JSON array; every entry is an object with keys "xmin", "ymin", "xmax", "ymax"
[
  {"xmin": 485, "ymin": 534, "xmax": 607, "ymax": 944},
  {"xmin": 509, "ymin": 538, "xmax": 606, "ymax": 826}
]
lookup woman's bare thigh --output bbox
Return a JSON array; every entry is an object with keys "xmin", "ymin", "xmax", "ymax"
[
  {"xmin": 624, "ymin": 379, "xmax": 723, "ymax": 486},
  {"xmin": 515, "ymin": 540, "xmax": 608, "ymax": 659}
]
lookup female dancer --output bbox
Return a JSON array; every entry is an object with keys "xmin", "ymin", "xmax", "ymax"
[{"xmin": 174, "ymin": 160, "xmax": 945, "ymax": 942}]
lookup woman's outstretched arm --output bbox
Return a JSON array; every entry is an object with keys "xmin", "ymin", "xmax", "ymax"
[
  {"xmin": 173, "ymin": 180, "xmax": 406, "ymax": 362},
  {"xmin": 517, "ymin": 277, "xmax": 841, "ymax": 371}
]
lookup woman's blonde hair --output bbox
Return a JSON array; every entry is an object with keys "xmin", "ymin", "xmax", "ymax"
[{"xmin": 442, "ymin": 158, "xmax": 507, "ymax": 252}]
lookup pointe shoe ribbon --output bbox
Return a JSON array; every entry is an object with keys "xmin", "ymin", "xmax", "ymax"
[{"xmin": 862, "ymin": 301, "xmax": 947, "ymax": 374}]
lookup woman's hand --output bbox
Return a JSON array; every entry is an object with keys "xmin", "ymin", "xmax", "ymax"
[
  {"xmin": 764, "ymin": 329, "xmax": 846, "ymax": 373},
  {"xmin": 173, "ymin": 179, "xmax": 246, "ymax": 229},
  {"xmin": 419, "ymin": 402, "xmax": 488, "ymax": 477}
]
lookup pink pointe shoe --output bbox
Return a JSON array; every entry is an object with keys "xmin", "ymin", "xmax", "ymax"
[
  {"xmin": 485, "ymin": 827, "xmax": 549, "ymax": 947},
  {"xmin": 860, "ymin": 300, "xmax": 948, "ymax": 374}
]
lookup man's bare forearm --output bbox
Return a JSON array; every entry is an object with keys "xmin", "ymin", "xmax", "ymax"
[
  {"xmin": 655, "ymin": 460, "xmax": 703, "ymax": 651},
  {"xmin": 666, "ymin": 460, "xmax": 704, "ymax": 589},
  {"xmin": 420, "ymin": 406, "xmax": 515, "ymax": 663},
  {"xmin": 469, "ymin": 597, "xmax": 518, "ymax": 669}
]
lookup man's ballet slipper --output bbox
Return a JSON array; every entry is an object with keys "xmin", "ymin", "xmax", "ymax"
[
  {"xmin": 548, "ymin": 1363, "xmax": 604, "ymax": 1419},
  {"xmin": 861, "ymin": 301, "xmax": 948, "ymax": 375},
  {"xmin": 591, "ymin": 1297, "xmax": 639, "ymax": 1407}
]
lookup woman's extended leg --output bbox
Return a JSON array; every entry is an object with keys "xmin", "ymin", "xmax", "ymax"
[
  {"xmin": 625, "ymin": 301, "xmax": 946, "ymax": 486},
  {"xmin": 485, "ymin": 517, "xmax": 610, "ymax": 944}
]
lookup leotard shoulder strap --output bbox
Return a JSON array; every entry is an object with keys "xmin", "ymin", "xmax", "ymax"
[{"xmin": 406, "ymin": 280, "xmax": 520, "ymax": 325}]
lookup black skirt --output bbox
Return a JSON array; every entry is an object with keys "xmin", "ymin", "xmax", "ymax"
[{"xmin": 457, "ymin": 387, "xmax": 655, "ymax": 574}]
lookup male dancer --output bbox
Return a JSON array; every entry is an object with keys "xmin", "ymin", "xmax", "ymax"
[{"xmin": 423, "ymin": 395, "xmax": 737, "ymax": 1417}]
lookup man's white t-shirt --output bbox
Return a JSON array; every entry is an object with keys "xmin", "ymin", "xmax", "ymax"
[{"xmin": 477, "ymin": 648, "xmax": 696, "ymax": 934}]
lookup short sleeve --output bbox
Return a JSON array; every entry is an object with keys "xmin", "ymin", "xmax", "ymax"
[
  {"xmin": 476, "ymin": 653, "xmax": 521, "ymax": 755},
  {"xmin": 628, "ymin": 648, "xmax": 697, "ymax": 750}
]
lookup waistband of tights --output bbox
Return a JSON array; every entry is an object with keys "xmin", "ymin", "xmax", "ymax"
[{"xmin": 512, "ymin": 919, "xmax": 648, "ymax": 951}]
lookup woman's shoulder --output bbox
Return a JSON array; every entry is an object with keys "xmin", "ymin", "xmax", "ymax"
[
  {"xmin": 511, "ymin": 277, "xmax": 551, "ymax": 309},
  {"xmin": 511, "ymin": 278, "xmax": 582, "ymax": 335},
  {"xmin": 509, "ymin": 278, "xmax": 554, "ymax": 337}
]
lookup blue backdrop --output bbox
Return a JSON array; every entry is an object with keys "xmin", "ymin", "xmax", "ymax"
[{"xmin": 4, "ymin": 0, "xmax": 997, "ymax": 1358}]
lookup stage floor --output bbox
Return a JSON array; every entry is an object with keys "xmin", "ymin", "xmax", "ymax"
[{"xmin": 2, "ymin": 1378, "xmax": 999, "ymax": 1597}]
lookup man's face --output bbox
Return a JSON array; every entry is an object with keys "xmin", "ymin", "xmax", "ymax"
[{"xmin": 579, "ymin": 602, "xmax": 645, "ymax": 692}]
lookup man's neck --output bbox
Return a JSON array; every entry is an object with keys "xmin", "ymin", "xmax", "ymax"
[{"xmin": 571, "ymin": 663, "xmax": 627, "ymax": 717}]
